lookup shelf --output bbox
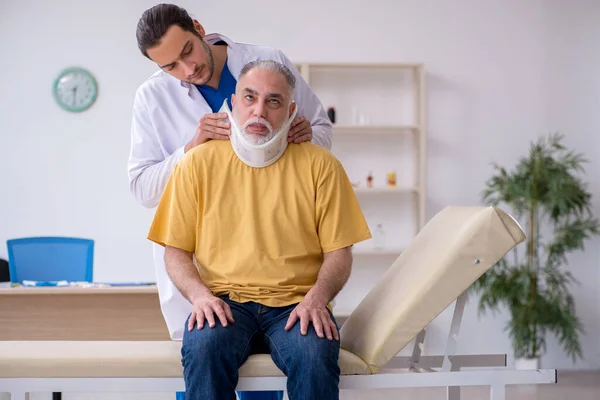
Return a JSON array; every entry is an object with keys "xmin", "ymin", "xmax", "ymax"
[
  {"xmin": 298, "ymin": 63, "xmax": 423, "ymax": 70},
  {"xmin": 353, "ymin": 187, "xmax": 419, "ymax": 195},
  {"xmin": 294, "ymin": 61, "xmax": 427, "ymax": 236},
  {"xmin": 333, "ymin": 125, "xmax": 419, "ymax": 134}
]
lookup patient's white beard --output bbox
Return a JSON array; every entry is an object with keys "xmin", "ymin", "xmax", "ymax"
[
  {"xmin": 222, "ymin": 99, "xmax": 297, "ymax": 168},
  {"xmin": 241, "ymin": 117, "xmax": 276, "ymax": 145}
]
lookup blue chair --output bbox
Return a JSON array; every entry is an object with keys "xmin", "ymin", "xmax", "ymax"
[
  {"xmin": 6, "ymin": 236, "xmax": 94, "ymax": 400},
  {"xmin": 7, "ymin": 236, "xmax": 94, "ymax": 284}
]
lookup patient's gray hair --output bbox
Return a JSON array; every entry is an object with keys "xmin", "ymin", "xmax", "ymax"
[{"xmin": 238, "ymin": 60, "xmax": 296, "ymax": 97}]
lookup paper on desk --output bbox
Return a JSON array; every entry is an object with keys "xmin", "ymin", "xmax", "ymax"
[{"xmin": 22, "ymin": 280, "xmax": 69, "ymax": 287}]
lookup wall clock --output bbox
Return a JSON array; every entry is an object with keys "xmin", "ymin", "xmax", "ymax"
[{"xmin": 52, "ymin": 67, "xmax": 98, "ymax": 112}]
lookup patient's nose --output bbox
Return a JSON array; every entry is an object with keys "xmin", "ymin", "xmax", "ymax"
[{"xmin": 253, "ymin": 102, "xmax": 266, "ymax": 118}]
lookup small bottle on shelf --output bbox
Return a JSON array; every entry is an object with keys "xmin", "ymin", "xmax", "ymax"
[
  {"xmin": 327, "ymin": 106, "xmax": 336, "ymax": 124},
  {"xmin": 366, "ymin": 171, "xmax": 373, "ymax": 188},
  {"xmin": 387, "ymin": 171, "xmax": 397, "ymax": 188},
  {"xmin": 373, "ymin": 224, "xmax": 386, "ymax": 250}
]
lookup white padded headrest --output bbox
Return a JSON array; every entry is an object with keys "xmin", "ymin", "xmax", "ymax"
[{"xmin": 339, "ymin": 206, "xmax": 525, "ymax": 372}]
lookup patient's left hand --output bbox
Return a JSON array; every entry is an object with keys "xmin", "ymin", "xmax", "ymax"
[
  {"xmin": 284, "ymin": 299, "xmax": 339, "ymax": 341},
  {"xmin": 288, "ymin": 116, "xmax": 312, "ymax": 143}
]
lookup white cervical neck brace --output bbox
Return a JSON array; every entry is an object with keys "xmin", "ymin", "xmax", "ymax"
[{"xmin": 219, "ymin": 99, "xmax": 298, "ymax": 168}]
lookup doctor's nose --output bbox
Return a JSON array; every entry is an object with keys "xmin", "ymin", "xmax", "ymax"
[{"xmin": 183, "ymin": 62, "xmax": 197, "ymax": 78}]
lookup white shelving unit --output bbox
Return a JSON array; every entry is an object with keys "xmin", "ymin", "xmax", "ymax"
[{"xmin": 295, "ymin": 63, "xmax": 427, "ymax": 250}]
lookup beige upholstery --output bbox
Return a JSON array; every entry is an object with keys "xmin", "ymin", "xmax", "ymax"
[
  {"xmin": 0, "ymin": 206, "xmax": 524, "ymax": 379},
  {"xmin": 0, "ymin": 341, "xmax": 369, "ymax": 378},
  {"xmin": 339, "ymin": 206, "xmax": 525, "ymax": 373}
]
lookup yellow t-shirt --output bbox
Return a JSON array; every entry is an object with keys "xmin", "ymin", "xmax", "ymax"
[{"xmin": 147, "ymin": 140, "xmax": 372, "ymax": 307}]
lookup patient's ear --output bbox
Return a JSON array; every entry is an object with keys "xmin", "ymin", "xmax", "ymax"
[
  {"xmin": 288, "ymin": 101, "xmax": 296, "ymax": 117},
  {"xmin": 231, "ymin": 94, "xmax": 236, "ymax": 108}
]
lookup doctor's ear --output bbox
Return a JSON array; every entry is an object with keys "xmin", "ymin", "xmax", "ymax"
[{"xmin": 192, "ymin": 20, "xmax": 206, "ymax": 37}]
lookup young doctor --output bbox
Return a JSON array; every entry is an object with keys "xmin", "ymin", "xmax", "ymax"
[{"xmin": 127, "ymin": 4, "xmax": 332, "ymax": 400}]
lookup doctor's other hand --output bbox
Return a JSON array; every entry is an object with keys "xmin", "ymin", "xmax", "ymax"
[
  {"xmin": 184, "ymin": 112, "xmax": 231, "ymax": 153},
  {"xmin": 188, "ymin": 292, "xmax": 235, "ymax": 331},
  {"xmin": 288, "ymin": 116, "xmax": 312, "ymax": 143},
  {"xmin": 284, "ymin": 299, "xmax": 338, "ymax": 341}
]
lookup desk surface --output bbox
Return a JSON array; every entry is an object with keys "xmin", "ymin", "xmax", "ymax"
[
  {"xmin": 0, "ymin": 284, "xmax": 169, "ymax": 341},
  {"xmin": 0, "ymin": 285, "xmax": 353, "ymax": 341},
  {"xmin": 0, "ymin": 285, "xmax": 158, "ymax": 295}
]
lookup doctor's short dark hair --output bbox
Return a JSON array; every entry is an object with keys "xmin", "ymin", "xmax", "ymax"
[
  {"xmin": 136, "ymin": 3, "xmax": 198, "ymax": 58},
  {"xmin": 239, "ymin": 60, "xmax": 296, "ymax": 94}
]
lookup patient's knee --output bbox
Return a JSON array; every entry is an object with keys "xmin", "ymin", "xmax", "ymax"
[
  {"xmin": 286, "ymin": 330, "xmax": 340, "ymax": 374},
  {"xmin": 181, "ymin": 321, "xmax": 237, "ymax": 364}
]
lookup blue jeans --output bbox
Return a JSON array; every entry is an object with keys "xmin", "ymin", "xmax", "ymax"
[
  {"xmin": 180, "ymin": 296, "xmax": 341, "ymax": 399},
  {"xmin": 177, "ymin": 392, "xmax": 281, "ymax": 400}
]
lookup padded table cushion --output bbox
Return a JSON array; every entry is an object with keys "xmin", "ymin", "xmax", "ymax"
[
  {"xmin": 0, "ymin": 340, "xmax": 370, "ymax": 378},
  {"xmin": 339, "ymin": 206, "xmax": 524, "ymax": 373}
]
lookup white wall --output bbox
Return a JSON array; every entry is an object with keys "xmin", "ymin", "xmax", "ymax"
[
  {"xmin": 1, "ymin": 0, "xmax": 599, "ymax": 389},
  {"xmin": 539, "ymin": 0, "xmax": 600, "ymax": 370}
]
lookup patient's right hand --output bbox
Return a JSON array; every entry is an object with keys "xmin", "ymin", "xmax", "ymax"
[{"xmin": 188, "ymin": 293, "xmax": 235, "ymax": 331}]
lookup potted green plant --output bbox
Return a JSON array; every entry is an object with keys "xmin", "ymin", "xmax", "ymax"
[{"xmin": 471, "ymin": 133, "xmax": 600, "ymax": 368}]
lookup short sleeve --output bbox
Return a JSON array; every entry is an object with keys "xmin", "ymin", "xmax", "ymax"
[
  {"xmin": 316, "ymin": 162, "xmax": 372, "ymax": 253},
  {"xmin": 147, "ymin": 156, "xmax": 199, "ymax": 252}
]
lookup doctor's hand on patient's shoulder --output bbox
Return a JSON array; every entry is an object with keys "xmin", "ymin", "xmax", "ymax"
[
  {"xmin": 284, "ymin": 298, "xmax": 339, "ymax": 341},
  {"xmin": 184, "ymin": 112, "xmax": 231, "ymax": 153},
  {"xmin": 188, "ymin": 291, "xmax": 235, "ymax": 331},
  {"xmin": 288, "ymin": 116, "xmax": 312, "ymax": 144}
]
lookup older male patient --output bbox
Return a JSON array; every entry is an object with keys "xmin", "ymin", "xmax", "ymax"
[{"xmin": 147, "ymin": 60, "xmax": 371, "ymax": 400}]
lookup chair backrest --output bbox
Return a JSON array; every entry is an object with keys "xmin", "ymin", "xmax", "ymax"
[
  {"xmin": 339, "ymin": 206, "xmax": 525, "ymax": 373},
  {"xmin": 6, "ymin": 237, "xmax": 94, "ymax": 283}
]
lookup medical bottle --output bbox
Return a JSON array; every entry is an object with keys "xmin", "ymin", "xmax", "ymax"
[
  {"xmin": 373, "ymin": 224, "xmax": 386, "ymax": 250},
  {"xmin": 327, "ymin": 106, "xmax": 336, "ymax": 123}
]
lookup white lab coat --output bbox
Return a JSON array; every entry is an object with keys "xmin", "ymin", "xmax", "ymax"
[{"xmin": 128, "ymin": 33, "xmax": 333, "ymax": 340}]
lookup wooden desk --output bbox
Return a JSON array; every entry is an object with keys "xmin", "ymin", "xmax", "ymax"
[
  {"xmin": 0, "ymin": 286, "xmax": 171, "ymax": 341},
  {"xmin": 0, "ymin": 286, "xmax": 353, "ymax": 341}
]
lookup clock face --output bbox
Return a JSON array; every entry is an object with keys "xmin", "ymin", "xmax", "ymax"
[{"xmin": 53, "ymin": 67, "xmax": 98, "ymax": 112}]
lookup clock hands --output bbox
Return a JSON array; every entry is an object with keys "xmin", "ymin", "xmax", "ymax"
[{"xmin": 72, "ymin": 86, "xmax": 78, "ymax": 106}]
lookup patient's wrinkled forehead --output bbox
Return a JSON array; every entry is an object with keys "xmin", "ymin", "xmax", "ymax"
[{"xmin": 237, "ymin": 68, "xmax": 290, "ymax": 101}]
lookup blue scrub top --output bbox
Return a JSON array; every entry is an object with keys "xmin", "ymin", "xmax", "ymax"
[{"xmin": 196, "ymin": 50, "xmax": 237, "ymax": 112}]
